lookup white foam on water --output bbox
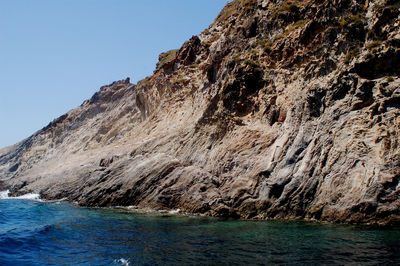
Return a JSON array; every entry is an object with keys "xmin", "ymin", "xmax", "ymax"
[
  {"xmin": 0, "ymin": 190, "xmax": 41, "ymax": 201},
  {"xmin": 114, "ymin": 258, "xmax": 130, "ymax": 265},
  {"xmin": 168, "ymin": 209, "xmax": 181, "ymax": 214},
  {"xmin": 0, "ymin": 190, "xmax": 9, "ymax": 199},
  {"xmin": 15, "ymin": 193, "xmax": 41, "ymax": 200}
]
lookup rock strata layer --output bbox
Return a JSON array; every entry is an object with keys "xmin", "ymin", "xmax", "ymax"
[{"xmin": 1, "ymin": 0, "xmax": 400, "ymax": 225}]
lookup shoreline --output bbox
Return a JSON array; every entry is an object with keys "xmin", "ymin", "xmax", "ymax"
[{"xmin": 2, "ymin": 190, "xmax": 399, "ymax": 228}]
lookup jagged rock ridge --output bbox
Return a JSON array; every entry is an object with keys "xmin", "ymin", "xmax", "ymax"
[{"xmin": 1, "ymin": 0, "xmax": 400, "ymax": 225}]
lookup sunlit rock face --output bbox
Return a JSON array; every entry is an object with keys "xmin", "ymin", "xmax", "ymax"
[{"xmin": 1, "ymin": 0, "xmax": 399, "ymax": 225}]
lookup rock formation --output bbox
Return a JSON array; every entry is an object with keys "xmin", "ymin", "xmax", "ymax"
[{"xmin": 1, "ymin": 0, "xmax": 399, "ymax": 225}]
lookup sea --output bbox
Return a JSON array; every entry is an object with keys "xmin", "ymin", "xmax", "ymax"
[{"xmin": 1, "ymin": 191, "xmax": 400, "ymax": 265}]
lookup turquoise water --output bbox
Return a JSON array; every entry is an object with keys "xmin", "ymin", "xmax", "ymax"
[{"xmin": 1, "ymin": 199, "xmax": 399, "ymax": 265}]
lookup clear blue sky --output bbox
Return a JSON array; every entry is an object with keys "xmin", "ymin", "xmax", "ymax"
[{"xmin": 0, "ymin": 0, "xmax": 228, "ymax": 148}]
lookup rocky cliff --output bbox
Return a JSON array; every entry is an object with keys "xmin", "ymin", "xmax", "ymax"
[{"xmin": 1, "ymin": 0, "xmax": 400, "ymax": 225}]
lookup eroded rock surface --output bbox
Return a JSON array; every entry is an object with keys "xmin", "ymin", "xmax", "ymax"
[{"xmin": 1, "ymin": 0, "xmax": 400, "ymax": 225}]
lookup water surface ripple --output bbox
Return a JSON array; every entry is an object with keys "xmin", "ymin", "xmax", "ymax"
[{"xmin": 0, "ymin": 200, "xmax": 399, "ymax": 265}]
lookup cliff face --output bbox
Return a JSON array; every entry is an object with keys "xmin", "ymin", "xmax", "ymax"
[{"xmin": 1, "ymin": 0, "xmax": 400, "ymax": 225}]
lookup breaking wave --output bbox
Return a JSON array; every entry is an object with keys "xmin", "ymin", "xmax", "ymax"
[
  {"xmin": 0, "ymin": 190, "xmax": 9, "ymax": 199},
  {"xmin": 114, "ymin": 258, "xmax": 130, "ymax": 265},
  {"xmin": 0, "ymin": 190, "xmax": 40, "ymax": 200}
]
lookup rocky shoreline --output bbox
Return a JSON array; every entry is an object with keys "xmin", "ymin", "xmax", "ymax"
[{"xmin": 1, "ymin": 0, "xmax": 399, "ymax": 225}]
